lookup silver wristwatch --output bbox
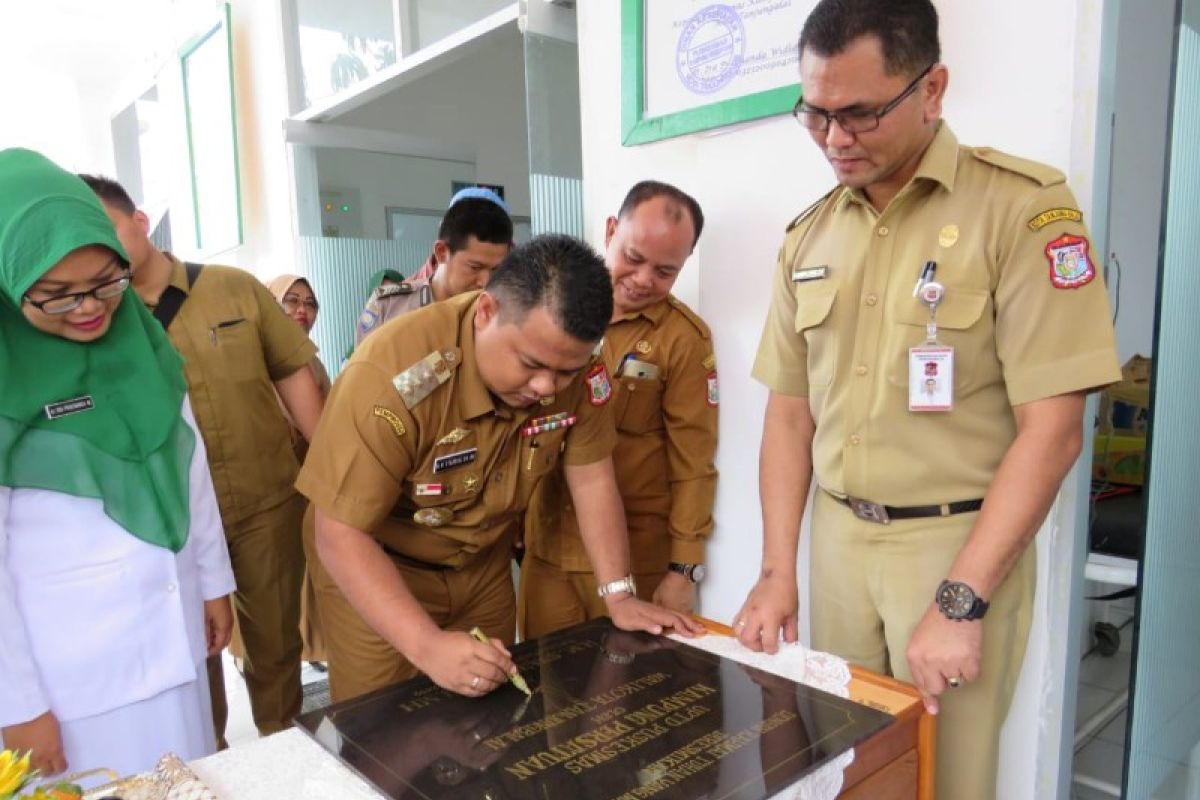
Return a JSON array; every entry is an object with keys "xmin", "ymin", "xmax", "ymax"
[{"xmin": 597, "ymin": 575, "xmax": 637, "ymax": 598}]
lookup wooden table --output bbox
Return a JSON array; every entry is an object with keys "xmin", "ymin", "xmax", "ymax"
[{"xmin": 701, "ymin": 618, "xmax": 934, "ymax": 800}]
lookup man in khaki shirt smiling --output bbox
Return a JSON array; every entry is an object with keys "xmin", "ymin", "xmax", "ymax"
[
  {"xmin": 521, "ymin": 181, "xmax": 718, "ymax": 637},
  {"xmin": 297, "ymin": 235, "xmax": 702, "ymax": 702},
  {"xmin": 731, "ymin": 2, "xmax": 1120, "ymax": 798},
  {"xmin": 81, "ymin": 175, "xmax": 325, "ymax": 745}
]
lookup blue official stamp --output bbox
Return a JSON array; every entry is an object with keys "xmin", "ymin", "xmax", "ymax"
[{"xmin": 676, "ymin": 4, "xmax": 746, "ymax": 95}]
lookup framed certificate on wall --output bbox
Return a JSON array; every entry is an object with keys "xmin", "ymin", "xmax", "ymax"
[
  {"xmin": 180, "ymin": 3, "xmax": 242, "ymax": 254},
  {"xmin": 622, "ymin": 0, "xmax": 815, "ymax": 145}
]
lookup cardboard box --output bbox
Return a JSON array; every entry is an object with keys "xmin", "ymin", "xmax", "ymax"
[
  {"xmin": 1098, "ymin": 355, "xmax": 1151, "ymax": 434},
  {"xmin": 1093, "ymin": 432, "xmax": 1146, "ymax": 486}
]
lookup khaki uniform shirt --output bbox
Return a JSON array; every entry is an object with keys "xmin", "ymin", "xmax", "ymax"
[
  {"xmin": 753, "ymin": 123, "xmax": 1121, "ymax": 507},
  {"xmin": 297, "ymin": 292, "xmax": 618, "ymax": 569},
  {"xmin": 355, "ymin": 277, "xmax": 433, "ymax": 346},
  {"xmin": 527, "ymin": 296, "xmax": 719, "ymax": 572},
  {"xmin": 157, "ymin": 255, "xmax": 317, "ymax": 523}
]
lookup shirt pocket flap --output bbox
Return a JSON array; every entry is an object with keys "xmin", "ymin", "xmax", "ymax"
[
  {"xmin": 897, "ymin": 288, "xmax": 989, "ymax": 330},
  {"xmin": 793, "ymin": 286, "xmax": 838, "ymax": 332}
]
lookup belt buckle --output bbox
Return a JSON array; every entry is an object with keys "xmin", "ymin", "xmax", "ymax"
[{"xmin": 848, "ymin": 497, "xmax": 890, "ymax": 525}]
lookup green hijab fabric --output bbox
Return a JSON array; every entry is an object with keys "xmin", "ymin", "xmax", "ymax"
[
  {"xmin": 368, "ymin": 268, "xmax": 405, "ymax": 290},
  {"xmin": 0, "ymin": 148, "xmax": 194, "ymax": 552}
]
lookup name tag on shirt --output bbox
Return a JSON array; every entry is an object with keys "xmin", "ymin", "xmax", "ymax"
[
  {"xmin": 44, "ymin": 395, "xmax": 95, "ymax": 420},
  {"xmin": 433, "ymin": 447, "xmax": 478, "ymax": 473},
  {"xmin": 791, "ymin": 265, "xmax": 829, "ymax": 282}
]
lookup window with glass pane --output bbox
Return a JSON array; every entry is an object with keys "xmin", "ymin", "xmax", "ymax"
[
  {"xmin": 296, "ymin": 0, "xmax": 397, "ymax": 105},
  {"xmin": 398, "ymin": 0, "xmax": 513, "ymax": 54}
]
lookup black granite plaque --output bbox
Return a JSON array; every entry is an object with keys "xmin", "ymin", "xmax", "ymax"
[{"xmin": 295, "ymin": 619, "xmax": 893, "ymax": 800}]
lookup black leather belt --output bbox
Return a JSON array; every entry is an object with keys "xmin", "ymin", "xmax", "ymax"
[{"xmin": 824, "ymin": 489, "xmax": 983, "ymax": 525}]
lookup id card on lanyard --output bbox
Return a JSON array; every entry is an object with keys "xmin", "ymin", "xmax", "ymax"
[{"xmin": 909, "ymin": 271, "xmax": 954, "ymax": 412}]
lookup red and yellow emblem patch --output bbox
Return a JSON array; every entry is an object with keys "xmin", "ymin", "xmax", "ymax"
[
  {"xmin": 586, "ymin": 363, "xmax": 611, "ymax": 406},
  {"xmin": 1044, "ymin": 234, "xmax": 1095, "ymax": 289}
]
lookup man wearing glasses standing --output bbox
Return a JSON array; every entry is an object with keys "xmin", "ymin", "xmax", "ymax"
[
  {"xmin": 80, "ymin": 176, "xmax": 325, "ymax": 750},
  {"xmin": 732, "ymin": 1, "xmax": 1120, "ymax": 797}
]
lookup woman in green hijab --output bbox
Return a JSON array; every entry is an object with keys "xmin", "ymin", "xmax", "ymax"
[{"xmin": 0, "ymin": 149, "xmax": 235, "ymax": 779}]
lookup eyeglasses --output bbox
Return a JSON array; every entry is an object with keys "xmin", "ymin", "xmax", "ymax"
[
  {"xmin": 793, "ymin": 63, "xmax": 935, "ymax": 134},
  {"xmin": 282, "ymin": 294, "xmax": 319, "ymax": 313},
  {"xmin": 23, "ymin": 270, "xmax": 132, "ymax": 315}
]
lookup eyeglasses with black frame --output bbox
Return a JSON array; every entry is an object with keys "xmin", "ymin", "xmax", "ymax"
[
  {"xmin": 793, "ymin": 63, "xmax": 935, "ymax": 134},
  {"xmin": 23, "ymin": 268, "xmax": 132, "ymax": 315}
]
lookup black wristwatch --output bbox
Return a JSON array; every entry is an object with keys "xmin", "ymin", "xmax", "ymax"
[
  {"xmin": 669, "ymin": 562, "xmax": 706, "ymax": 583},
  {"xmin": 935, "ymin": 580, "xmax": 989, "ymax": 621}
]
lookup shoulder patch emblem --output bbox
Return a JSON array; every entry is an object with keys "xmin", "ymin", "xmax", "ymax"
[
  {"xmin": 786, "ymin": 186, "xmax": 839, "ymax": 232},
  {"xmin": 586, "ymin": 363, "xmax": 612, "ymax": 406},
  {"xmin": 1027, "ymin": 208, "xmax": 1083, "ymax": 231},
  {"xmin": 372, "ymin": 406, "xmax": 406, "ymax": 438},
  {"xmin": 377, "ymin": 282, "xmax": 415, "ymax": 298},
  {"xmin": 358, "ymin": 308, "xmax": 379, "ymax": 333},
  {"xmin": 702, "ymin": 353, "xmax": 717, "ymax": 371},
  {"xmin": 392, "ymin": 350, "xmax": 453, "ymax": 409},
  {"xmin": 706, "ymin": 369, "xmax": 719, "ymax": 408},
  {"xmin": 1045, "ymin": 234, "xmax": 1096, "ymax": 289},
  {"xmin": 971, "ymin": 147, "xmax": 1064, "ymax": 187}
]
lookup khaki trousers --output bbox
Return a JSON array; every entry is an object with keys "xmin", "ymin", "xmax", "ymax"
[
  {"xmin": 809, "ymin": 490, "xmax": 1035, "ymax": 800},
  {"xmin": 302, "ymin": 505, "xmax": 517, "ymax": 703},
  {"xmin": 207, "ymin": 492, "xmax": 306, "ymax": 744},
  {"xmin": 517, "ymin": 553, "xmax": 665, "ymax": 640}
]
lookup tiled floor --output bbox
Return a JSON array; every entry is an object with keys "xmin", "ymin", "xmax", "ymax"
[
  {"xmin": 220, "ymin": 652, "xmax": 329, "ymax": 749},
  {"xmin": 1072, "ymin": 622, "xmax": 1133, "ymax": 799}
]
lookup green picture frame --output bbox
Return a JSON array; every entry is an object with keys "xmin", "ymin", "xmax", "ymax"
[
  {"xmin": 180, "ymin": 3, "xmax": 243, "ymax": 254},
  {"xmin": 621, "ymin": 0, "xmax": 801, "ymax": 146}
]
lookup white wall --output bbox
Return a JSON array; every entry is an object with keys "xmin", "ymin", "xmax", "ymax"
[
  {"xmin": 576, "ymin": 2, "xmax": 1106, "ymax": 797},
  {"xmin": 314, "ymin": 148, "xmax": 476, "ymax": 239},
  {"xmin": 334, "ymin": 28, "xmax": 532, "ymax": 217},
  {"xmin": 220, "ymin": 0, "xmax": 303, "ymax": 278}
]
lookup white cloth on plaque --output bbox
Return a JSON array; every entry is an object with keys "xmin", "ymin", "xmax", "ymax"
[
  {"xmin": 0, "ymin": 398, "xmax": 235, "ymax": 778},
  {"xmin": 669, "ymin": 633, "xmax": 855, "ymax": 800}
]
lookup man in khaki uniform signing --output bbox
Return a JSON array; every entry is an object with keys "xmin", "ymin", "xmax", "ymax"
[
  {"xmin": 730, "ymin": 2, "xmax": 1121, "ymax": 798},
  {"xmin": 355, "ymin": 188, "xmax": 512, "ymax": 345},
  {"xmin": 298, "ymin": 234, "xmax": 702, "ymax": 702},
  {"xmin": 81, "ymin": 176, "xmax": 325, "ymax": 744},
  {"xmin": 521, "ymin": 181, "xmax": 719, "ymax": 637}
]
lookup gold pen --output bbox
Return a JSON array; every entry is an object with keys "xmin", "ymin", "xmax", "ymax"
[{"xmin": 469, "ymin": 627, "xmax": 532, "ymax": 696}]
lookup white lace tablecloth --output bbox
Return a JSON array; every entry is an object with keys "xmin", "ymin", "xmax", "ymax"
[
  {"xmin": 189, "ymin": 633, "xmax": 854, "ymax": 800},
  {"xmin": 668, "ymin": 632, "xmax": 854, "ymax": 800}
]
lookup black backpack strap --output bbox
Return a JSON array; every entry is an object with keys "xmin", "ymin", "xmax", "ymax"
[{"xmin": 152, "ymin": 261, "xmax": 204, "ymax": 330}]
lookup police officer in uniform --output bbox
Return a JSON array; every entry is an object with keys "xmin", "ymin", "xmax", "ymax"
[
  {"xmin": 298, "ymin": 234, "xmax": 703, "ymax": 702},
  {"xmin": 730, "ymin": 3, "xmax": 1121, "ymax": 798},
  {"xmin": 521, "ymin": 181, "xmax": 718, "ymax": 636},
  {"xmin": 81, "ymin": 176, "xmax": 324, "ymax": 745},
  {"xmin": 355, "ymin": 188, "xmax": 513, "ymax": 346}
]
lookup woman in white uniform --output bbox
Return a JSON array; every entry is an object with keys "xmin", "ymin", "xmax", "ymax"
[{"xmin": 0, "ymin": 148, "xmax": 236, "ymax": 779}]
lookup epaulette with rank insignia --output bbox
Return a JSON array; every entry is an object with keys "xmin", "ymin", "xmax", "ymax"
[
  {"xmin": 391, "ymin": 349, "xmax": 461, "ymax": 410},
  {"xmin": 970, "ymin": 147, "xmax": 1064, "ymax": 187},
  {"xmin": 666, "ymin": 295, "xmax": 712, "ymax": 340},
  {"xmin": 377, "ymin": 282, "xmax": 416, "ymax": 299},
  {"xmin": 785, "ymin": 186, "xmax": 839, "ymax": 233}
]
